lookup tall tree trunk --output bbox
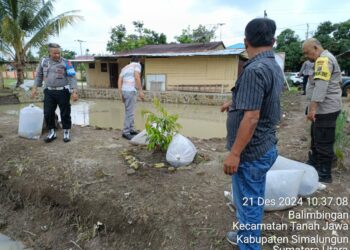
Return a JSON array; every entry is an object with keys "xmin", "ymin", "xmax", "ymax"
[
  {"xmin": 15, "ymin": 52, "xmax": 26, "ymax": 87},
  {"xmin": 0, "ymin": 73, "xmax": 3, "ymax": 89}
]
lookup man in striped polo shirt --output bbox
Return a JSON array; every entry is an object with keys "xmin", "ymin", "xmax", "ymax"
[{"xmin": 221, "ymin": 18, "xmax": 284, "ymax": 249}]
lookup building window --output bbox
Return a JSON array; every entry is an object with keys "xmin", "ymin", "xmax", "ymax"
[
  {"xmin": 89, "ymin": 63, "xmax": 95, "ymax": 69},
  {"xmin": 146, "ymin": 74, "xmax": 166, "ymax": 91},
  {"xmin": 101, "ymin": 63, "xmax": 107, "ymax": 72}
]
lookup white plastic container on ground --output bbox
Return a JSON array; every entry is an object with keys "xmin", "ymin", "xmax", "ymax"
[
  {"xmin": 18, "ymin": 104, "xmax": 44, "ymax": 140},
  {"xmin": 271, "ymin": 156, "xmax": 319, "ymax": 197},
  {"xmin": 226, "ymin": 155, "xmax": 322, "ymax": 211},
  {"xmin": 264, "ymin": 169, "xmax": 304, "ymax": 211}
]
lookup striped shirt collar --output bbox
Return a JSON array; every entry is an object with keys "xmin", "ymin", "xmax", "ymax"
[{"xmin": 244, "ymin": 50, "xmax": 275, "ymax": 68}]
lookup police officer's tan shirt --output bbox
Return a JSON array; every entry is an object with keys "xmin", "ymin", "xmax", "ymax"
[{"xmin": 306, "ymin": 50, "xmax": 342, "ymax": 114}]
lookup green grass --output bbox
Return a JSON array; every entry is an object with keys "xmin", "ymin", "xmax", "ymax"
[
  {"xmin": 334, "ymin": 111, "xmax": 350, "ymax": 169},
  {"xmin": 4, "ymin": 79, "xmax": 17, "ymax": 89},
  {"xmin": 288, "ymin": 86, "xmax": 299, "ymax": 93}
]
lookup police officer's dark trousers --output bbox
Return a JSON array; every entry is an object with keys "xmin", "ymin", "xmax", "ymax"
[
  {"xmin": 308, "ymin": 111, "xmax": 340, "ymax": 182},
  {"xmin": 44, "ymin": 88, "xmax": 71, "ymax": 130}
]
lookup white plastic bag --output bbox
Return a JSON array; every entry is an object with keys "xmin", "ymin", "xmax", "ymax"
[
  {"xmin": 166, "ymin": 134, "xmax": 197, "ymax": 167},
  {"xmin": 271, "ymin": 156, "xmax": 319, "ymax": 197},
  {"xmin": 264, "ymin": 169, "xmax": 304, "ymax": 211},
  {"xmin": 130, "ymin": 130, "xmax": 149, "ymax": 145},
  {"xmin": 18, "ymin": 104, "xmax": 44, "ymax": 139},
  {"xmin": 229, "ymin": 169, "xmax": 304, "ymax": 211}
]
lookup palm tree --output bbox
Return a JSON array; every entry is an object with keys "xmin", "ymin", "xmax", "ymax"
[{"xmin": 0, "ymin": 0, "xmax": 82, "ymax": 87}]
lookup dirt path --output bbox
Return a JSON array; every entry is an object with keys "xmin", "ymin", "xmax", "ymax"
[{"xmin": 0, "ymin": 93, "xmax": 349, "ymax": 250}]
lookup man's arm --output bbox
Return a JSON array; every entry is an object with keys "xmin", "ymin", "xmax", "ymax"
[
  {"xmin": 298, "ymin": 61, "xmax": 306, "ymax": 76},
  {"xmin": 223, "ymin": 68, "xmax": 264, "ymax": 175},
  {"xmin": 134, "ymin": 71, "xmax": 144, "ymax": 101},
  {"xmin": 68, "ymin": 76, "xmax": 78, "ymax": 101},
  {"xmin": 307, "ymin": 57, "xmax": 332, "ymax": 121},
  {"xmin": 220, "ymin": 101, "xmax": 232, "ymax": 112},
  {"xmin": 224, "ymin": 110, "xmax": 260, "ymax": 175},
  {"xmin": 118, "ymin": 76, "xmax": 123, "ymax": 101}
]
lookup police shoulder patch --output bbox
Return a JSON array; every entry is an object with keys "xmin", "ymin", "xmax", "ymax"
[{"xmin": 314, "ymin": 56, "xmax": 331, "ymax": 81}]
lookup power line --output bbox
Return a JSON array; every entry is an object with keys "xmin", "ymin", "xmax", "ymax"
[
  {"xmin": 217, "ymin": 23, "xmax": 225, "ymax": 41},
  {"xmin": 306, "ymin": 23, "xmax": 310, "ymax": 39},
  {"xmin": 74, "ymin": 39, "xmax": 86, "ymax": 56}
]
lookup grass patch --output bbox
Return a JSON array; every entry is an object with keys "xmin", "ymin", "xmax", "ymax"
[
  {"xmin": 288, "ymin": 86, "xmax": 299, "ymax": 94},
  {"xmin": 334, "ymin": 111, "xmax": 350, "ymax": 169},
  {"xmin": 3, "ymin": 79, "xmax": 17, "ymax": 89}
]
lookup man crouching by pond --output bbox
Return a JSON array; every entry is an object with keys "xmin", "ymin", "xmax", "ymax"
[{"xmin": 221, "ymin": 18, "xmax": 283, "ymax": 249}]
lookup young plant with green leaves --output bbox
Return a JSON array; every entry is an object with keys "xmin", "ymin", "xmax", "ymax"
[{"xmin": 142, "ymin": 98, "xmax": 181, "ymax": 152}]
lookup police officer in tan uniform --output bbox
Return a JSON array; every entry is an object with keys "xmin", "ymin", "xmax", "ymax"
[
  {"xmin": 303, "ymin": 38, "xmax": 342, "ymax": 183},
  {"xmin": 32, "ymin": 43, "xmax": 78, "ymax": 143}
]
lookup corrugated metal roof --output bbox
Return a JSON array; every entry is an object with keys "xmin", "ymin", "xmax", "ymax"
[
  {"xmin": 227, "ymin": 43, "xmax": 245, "ymax": 49},
  {"xmin": 95, "ymin": 49, "xmax": 245, "ymax": 59},
  {"xmin": 115, "ymin": 42, "xmax": 225, "ymax": 56},
  {"xmin": 70, "ymin": 56, "xmax": 95, "ymax": 62},
  {"xmin": 70, "ymin": 48, "xmax": 247, "ymax": 62}
]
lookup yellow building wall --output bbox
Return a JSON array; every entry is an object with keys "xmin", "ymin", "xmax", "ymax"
[
  {"xmin": 86, "ymin": 61, "xmax": 110, "ymax": 88},
  {"xmin": 145, "ymin": 56, "xmax": 238, "ymax": 92}
]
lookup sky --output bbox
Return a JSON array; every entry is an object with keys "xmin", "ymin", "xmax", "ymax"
[{"xmin": 48, "ymin": 0, "xmax": 350, "ymax": 56}]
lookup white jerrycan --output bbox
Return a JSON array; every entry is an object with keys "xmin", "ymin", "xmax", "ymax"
[{"xmin": 18, "ymin": 104, "xmax": 44, "ymax": 139}]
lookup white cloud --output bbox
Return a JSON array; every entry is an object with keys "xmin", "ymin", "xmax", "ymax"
[{"xmin": 45, "ymin": 0, "xmax": 349, "ymax": 56}]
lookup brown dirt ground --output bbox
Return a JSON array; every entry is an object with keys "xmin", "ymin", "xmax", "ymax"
[{"xmin": 0, "ymin": 93, "xmax": 349, "ymax": 250}]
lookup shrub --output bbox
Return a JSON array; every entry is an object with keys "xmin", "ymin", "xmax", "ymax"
[{"xmin": 142, "ymin": 98, "xmax": 181, "ymax": 151}]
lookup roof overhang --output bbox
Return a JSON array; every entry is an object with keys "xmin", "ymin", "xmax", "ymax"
[
  {"xmin": 70, "ymin": 59, "xmax": 95, "ymax": 63},
  {"xmin": 71, "ymin": 49, "xmax": 247, "ymax": 62},
  {"xmin": 112, "ymin": 49, "xmax": 246, "ymax": 58}
]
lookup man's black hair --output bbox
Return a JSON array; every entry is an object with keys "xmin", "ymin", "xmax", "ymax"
[
  {"xmin": 48, "ymin": 43, "xmax": 61, "ymax": 49},
  {"xmin": 131, "ymin": 56, "xmax": 140, "ymax": 62},
  {"xmin": 245, "ymin": 18, "xmax": 276, "ymax": 47}
]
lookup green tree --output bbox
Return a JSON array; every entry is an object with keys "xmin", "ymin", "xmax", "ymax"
[
  {"xmin": 275, "ymin": 29, "xmax": 303, "ymax": 71},
  {"xmin": 61, "ymin": 49, "xmax": 76, "ymax": 59},
  {"xmin": 106, "ymin": 21, "xmax": 167, "ymax": 53},
  {"xmin": 314, "ymin": 20, "xmax": 350, "ymax": 74},
  {"xmin": 38, "ymin": 44, "xmax": 49, "ymax": 58},
  {"xmin": 26, "ymin": 50, "xmax": 37, "ymax": 61},
  {"xmin": 0, "ymin": 0, "xmax": 82, "ymax": 87},
  {"xmin": 314, "ymin": 21, "xmax": 338, "ymax": 52},
  {"xmin": 175, "ymin": 24, "xmax": 217, "ymax": 43}
]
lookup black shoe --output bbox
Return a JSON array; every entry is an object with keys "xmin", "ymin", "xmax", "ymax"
[
  {"xmin": 318, "ymin": 164, "xmax": 332, "ymax": 183},
  {"xmin": 44, "ymin": 129, "xmax": 57, "ymax": 143},
  {"xmin": 130, "ymin": 130, "xmax": 139, "ymax": 135},
  {"xmin": 63, "ymin": 129, "xmax": 71, "ymax": 143},
  {"xmin": 122, "ymin": 133, "xmax": 134, "ymax": 140},
  {"xmin": 319, "ymin": 176, "xmax": 332, "ymax": 183}
]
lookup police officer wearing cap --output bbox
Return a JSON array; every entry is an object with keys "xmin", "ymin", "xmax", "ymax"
[{"xmin": 32, "ymin": 43, "xmax": 78, "ymax": 143}]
